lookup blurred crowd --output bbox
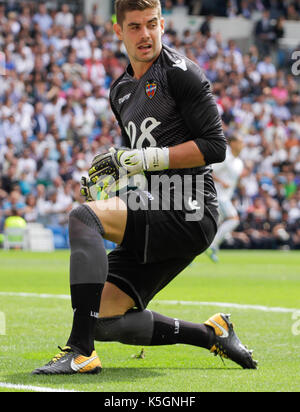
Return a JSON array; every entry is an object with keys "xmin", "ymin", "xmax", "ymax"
[
  {"xmin": 0, "ymin": 2, "xmax": 299, "ymax": 250},
  {"xmin": 162, "ymin": 0, "xmax": 300, "ymax": 19}
]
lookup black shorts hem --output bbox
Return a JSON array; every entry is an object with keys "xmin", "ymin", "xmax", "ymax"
[{"xmin": 107, "ymin": 272, "xmax": 146, "ymax": 310}]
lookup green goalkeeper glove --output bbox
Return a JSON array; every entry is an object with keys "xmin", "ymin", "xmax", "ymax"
[
  {"xmin": 81, "ymin": 147, "xmax": 169, "ymax": 202},
  {"xmin": 88, "ymin": 147, "xmax": 169, "ymax": 185}
]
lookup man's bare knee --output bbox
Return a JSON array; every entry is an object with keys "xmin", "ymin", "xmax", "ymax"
[
  {"xmin": 99, "ymin": 282, "xmax": 135, "ymax": 318},
  {"xmin": 85, "ymin": 198, "xmax": 127, "ymax": 244}
]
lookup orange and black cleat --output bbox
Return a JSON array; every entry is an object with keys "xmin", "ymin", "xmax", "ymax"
[
  {"xmin": 205, "ymin": 313, "xmax": 258, "ymax": 369},
  {"xmin": 31, "ymin": 346, "xmax": 102, "ymax": 375}
]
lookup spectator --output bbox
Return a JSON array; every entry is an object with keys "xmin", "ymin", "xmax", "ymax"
[
  {"xmin": 239, "ymin": 0, "xmax": 253, "ymax": 19},
  {"xmin": 24, "ymin": 193, "xmax": 38, "ymax": 223},
  {"xmin": 19, "ymin": 5, "xmax": 32, "ymax": 28},
  {"xmin": 32, "ymin": 3, "xmax": 53, "ymax": 33},
  {"xmin": 36, "ymin": 147, "xmax": 59, "ymax": 186},
  {"xmin": 189, "ymin": 0, "xmax": 203, "ymax": 15},
  {"xmin": 254, "ymin": 9, "xmax": 276, "ymax": 57},
  {"xmin": 1, "ymin": 164, "xmax": 18, "ymax": 194},
  {"xmin": 55, "ymin": 4, "xmax": 74, "ymax": 29},
  {"xmin": 226, "ymin": 0, "xmax": 239, "ymax": 18},
  {"xmin": 273, "ymin": 15, "xmax": 285, "ymax": 43},
  {"xmin": 200, "ymin": 15, "xmax": 213, "ymax": 36},
  {"xmin": 173, "ymin": 0, "xmax": 188, "ymax": 14},
  {"xmin": 62, "ymin": 51, "xmax": 85, "ymax": 80},
  {"xmin": 2, "ymin": 114, "xmax": 22, "ymax": 147},
  {"xmin": 73, "ymin": 101, "xmax": 95, "ymax": 138},
  {"xmin": 71, "ymin": 28, "xmax": 92, "ymax": 62},
  {"xmin": 285, "ymin": 2, "xmax": 300, "ymax": 20},
  {"xmin": 162, "ymin": 0, "xmax": 174, "ymax": 15},
  {"xmin": 72, "ymin": 159, "xmax": 88, "ymax": 183},
  {"xmin": 1, "ymin": 189, "xmax": 26, "ymax": 218},
  {"xmin": 37, "ymin": 188, "xmax": 69, "ymax": 226},
  {"xmin": 17, "ymin": 147, "xmax": 36, "ymax": 184},
  {"xmin": 84, "ymin": 53, "xmax": 106, "ymax": 87},
  {"xmin": 33, "ymin": 102, "xmax": 48, "ymax": 135},
  {"xmin": 257, "ymin": 54, "xmax": 276, "ymax": 81},
  {"xmin": 271, "ymin": 78, "xmax": 288, "ymax": 103},
  {"xmin": 56, "ymin": 104, "xmax": 73, "ymax": 140}
]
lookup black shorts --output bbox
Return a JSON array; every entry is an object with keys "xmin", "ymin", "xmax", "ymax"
[
  {"xmin": 107, "ymin": 188, "xmax": 218, "ymax": 310},
  {"xmin": 107, "ymin": 248, "xmax": 195, "ymax": 310}
]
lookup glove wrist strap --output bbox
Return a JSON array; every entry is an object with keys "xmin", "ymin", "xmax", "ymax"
[{"xmin": 143, "ymin": 147, "xmax": 169, "ymax": 171}]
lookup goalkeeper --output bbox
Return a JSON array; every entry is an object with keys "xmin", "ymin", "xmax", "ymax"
[{"xmin": 32, "ymin": 0, "xmax": 257, "ymax": 375}]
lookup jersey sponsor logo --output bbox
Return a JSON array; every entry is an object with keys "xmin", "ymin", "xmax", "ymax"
[
  {"xmin": 145, "ymin": 81, "xmax": 158, "ymax": 99},
  {"xmin": 125, "ymin": 117, "xmax": 161, "ymax": 149},
  {"xmin": 118, "ymin": 93, "xmax": 131, "ymax": 105},
  {"xmin": 172, "ymin": 58, "xmax": 187, "ymax": 72}
]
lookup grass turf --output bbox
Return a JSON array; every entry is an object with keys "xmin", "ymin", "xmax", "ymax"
[{"xmin": 0, "ymin": 250, "xmax": 299, "ymax": 392}]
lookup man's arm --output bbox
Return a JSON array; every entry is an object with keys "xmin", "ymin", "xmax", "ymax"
[
  {"xmin": 167, "ymin": 59, "xmax": 226, "ymax": 167},
  {"xmin": 168, "ymin": 140, "xmax": 205, "ymax": 169}
]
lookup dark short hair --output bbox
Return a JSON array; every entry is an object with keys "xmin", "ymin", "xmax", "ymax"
[{"xmin": 115, "ymin": 0, "xmax": 162, "ymax": 26}]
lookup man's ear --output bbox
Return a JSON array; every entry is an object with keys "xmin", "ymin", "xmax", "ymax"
[
  {"xmin": 113, "ymin": 23, "xmax": 123, "ymax": 41},
  {"xmin": 160, "ymin": 17, "xmax": 165, "ymax": 34}
]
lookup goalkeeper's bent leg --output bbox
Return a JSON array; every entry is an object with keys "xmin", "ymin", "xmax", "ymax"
[
  {"xmin": 87, "ymin": 197, "xmax": 128, "ymax": 244},
  {"xmin": 94, "ymin": 309, "xmax": 213, "ymax": 349},
  {"xmin": 66, "ymin": 204, "xmax": 108, "ymax": 356},
  {"xmin": 94, "ymin": 309, "xmax": 257, "ymax": 369}
]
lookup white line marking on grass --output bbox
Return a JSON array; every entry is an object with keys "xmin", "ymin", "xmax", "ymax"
[
  {"xmin": 0, "ymin": 292, "xmax": 70, "ymax": 300},
  {"xmin": 0, "ymin": 292, "xmax": 298, "ymax": 314},
  {"xmin": 0, "ymin": 382, "xmax": 79, "ymax": 392},
  {"xmin": 153, "ymin": 300, "xmax": 298, "ymax": 314}
]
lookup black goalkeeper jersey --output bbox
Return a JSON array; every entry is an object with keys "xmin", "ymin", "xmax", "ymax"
[{"xmin": 109, "ymin": 44, "xmax": 226, "ymax": 208}]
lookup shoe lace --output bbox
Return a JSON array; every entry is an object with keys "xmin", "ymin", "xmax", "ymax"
[
  {"xmin": 50, "ymin": 346, "xmax": 72, "ymax": 364},
  {"xmin": 213, "ymin": 344, "xmax": 229, "ymax": 365}
]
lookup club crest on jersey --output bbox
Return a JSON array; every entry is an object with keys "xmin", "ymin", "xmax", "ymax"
[{"xmin": 145, "ymin": 81, "xmax": 157, "ymax": 99}]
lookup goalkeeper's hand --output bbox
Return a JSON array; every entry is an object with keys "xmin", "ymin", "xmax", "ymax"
[
  {"xmin": 80, "ymin": 176, "xmax": 94, "ymax": 202},
  {"xmin": 81, "ymin": 147, "xmax": 169, "ymax": 202},
  {"xmin": 80, "ymin": 175, "xmax": 113, "ymax": 202},
  {"xmin": 88, "ymin": 147, "xmax": 170, "ymax": 184}
]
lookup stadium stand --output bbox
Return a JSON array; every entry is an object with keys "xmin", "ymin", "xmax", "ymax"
[{"xmin": 0, "ymin": 1, "xmax": 299, "ymax": 250}]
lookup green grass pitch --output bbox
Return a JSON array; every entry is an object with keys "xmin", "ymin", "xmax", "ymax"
[{"xmin": 0, "ymin": 250, "xmax": 299, "ymax": 392}]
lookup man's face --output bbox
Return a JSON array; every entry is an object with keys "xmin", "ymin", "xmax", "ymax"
[{"xmin": 114, "ymin": 8, "xmax": 164, "ymax": 65}]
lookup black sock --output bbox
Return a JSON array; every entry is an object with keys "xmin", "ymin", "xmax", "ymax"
[
  {"xmin": 66, "ymin": 205, "xmax": 108, "ymax": 357},
  {"xmin": 151, "ymin": 312, "xmax": 214, "ymax": 350},
  {"xmin": 67, "ymin": 284, "xmax": 104, "ymax": 356},
  {"xmin": 95, "ymin": 309, "xmax": 214, "ymax": 350}
]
